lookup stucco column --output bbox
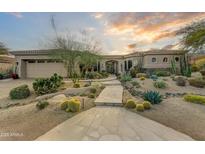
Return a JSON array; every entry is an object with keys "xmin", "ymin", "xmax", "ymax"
[
  {"xmin": 118, "ymin": 61, "xmax": 121, "ymax": 74},
  {"xmin": 16, "ymin": 59, "xmax": 21, "ymax": 77},
  {"xmin": 121, "ymin": 62, "xmax": 124, "ymax": 73},
  {"xmin": 101, "ymin": 60, "xmax": 106, "ymax": 71},
  {"xmin": 19, "ymin": 59, "xmax": 26, "ymax": 78}
]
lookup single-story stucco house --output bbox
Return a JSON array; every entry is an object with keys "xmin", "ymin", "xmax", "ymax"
[{"xmin": 9, "ymin": 49, "xmax": 187, "ymax": 78}]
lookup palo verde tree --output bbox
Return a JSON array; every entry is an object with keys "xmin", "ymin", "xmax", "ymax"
[
  {"xmin": 176, "ymin": 20, "xmax": 205, "ymax": 53},
  {"xmin": 48, "ymin": 16, "xmax": 102, "ymax": 77},
  {"xmin": 78, "ymin": 30, "xmax": 102, "ymax": 75},
  {"xmin": 0, "ymin": 42, "xmax": 8, "ymax": 55}
]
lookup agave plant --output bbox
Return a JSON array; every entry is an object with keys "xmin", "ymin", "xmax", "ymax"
[{"xmin": 143, "ymin": 90, "xmax": 162, "ymax": 104}]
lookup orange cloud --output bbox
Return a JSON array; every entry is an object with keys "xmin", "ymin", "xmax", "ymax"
[
  {"xmin": 152, "ymin": 31, "xmax": 177, "ymax": 41},
  {"xmin": 103, "ymin": 12, "xmax": 205, "ymax": 43},
  {"xmin": 127, "ymin": 43, "xmax": 137, "ymax": 49}
]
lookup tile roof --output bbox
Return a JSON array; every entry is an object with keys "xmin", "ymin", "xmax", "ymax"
[{"xmin": 9, "ymin": 49, "xmax": 187, "ymax": 56}]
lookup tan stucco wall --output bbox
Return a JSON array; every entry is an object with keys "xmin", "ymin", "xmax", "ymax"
[
  {"xmin": 13, "ymin": 52, "xmax": 184, "ymax": 78},
  {"xmin": 143, "ymin": 55, "xmax": 181, "ymax": 69}
]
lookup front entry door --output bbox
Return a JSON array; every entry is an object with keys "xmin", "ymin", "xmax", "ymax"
[{"xmin": 106, "ymin": 61, "xmax": 118, "ymax": 74}]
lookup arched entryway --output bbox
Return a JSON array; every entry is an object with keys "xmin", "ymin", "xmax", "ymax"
[{"xmin": 105, "ymin": 60, "xmax": 118, "ymax": 74}]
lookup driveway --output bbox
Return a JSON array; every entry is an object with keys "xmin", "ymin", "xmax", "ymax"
[
  {"xmin": 37, "ymin": 106, "xmax": 193, "ymax": 141},
  {"xmin": 0, "ymin": 79, "xmax": 34, "ymax": 99}
]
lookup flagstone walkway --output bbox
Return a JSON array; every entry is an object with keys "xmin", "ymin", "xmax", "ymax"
[
  {"xmin": 36, "ymin": 79, "xmax": 193, "ymax": 141},
  {"xmin": 95, "ymin": 85, "xmax": 123, "ymax": 106},
  {"xmin": 36, "ymin": 106, "xmax": 193, "ymax": 141}
]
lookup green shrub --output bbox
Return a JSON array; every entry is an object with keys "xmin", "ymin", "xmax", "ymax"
[
  {"xmin": 99, "ymin": 71, "xmax": 109, "ymax": 78},
  {"xmin": 100, "ymin": 85, "xmax": 106, "ymax": 89},
  {"xmin": 80, "ymin": 93, "xmax": 87, "ymax": 97},
  {"xmin": 136, "ymin": 73, "xmax": 147, "ymax": 78},
  {"xmin": 191, "ymin": 64, "xmax": 200, "ymax": 72},
  {"xmin": 50, "ymin": 73, "xmax": 63, "ymax": 87},
  {"xmin": 153, "ymin": 81, "xmax": 167, "ymax": 89},
  {"xmin": 200, "ymin": 69, "xmax": 205, "ymax": 76},
  {"xmin": 61, "ymin": 101, "xmax": 69, "ymax": 110},
  {"xmin": 150, "ymin": 74, "xmax": 158, "ymax": 81},
  {"xmin": 73, "ymin": 83, "xmax": 80, "ymax": 88},
  {"xmin": 85, "ymin": 72, "xmax": 103, "ymax": 79},
  {"xmin": 84, "ymin": 83, "xmax": 90, "ymax": 87},
  {"xmin": 136, "ymin": 104, "xmax": 144, "ymax": 112},
  {"xmin": 184, "ymin": 94, "xmax": 205, "ymax": 105},
  {"xmin": 116, "ymin": 73, "xmax": 121, "ymax": 80},
  {"xmin": 0, "ymin": 73, "xmax": 3, "ymax": 79},
  {"xmin": 182, "ymin": 65, "xmax": 192, "ymax": 77},
  {"xmin": 154, "ymin": 71, "xmax": 170, "ymax": 77},
  {"xmin": 188, "ymin": 78, "xmax": 205, "ymax": 88},
  {"xmin": 36, "ymin": 101, "xmax": 49, "ymax": 110},
  {"xmin": 143, "ymin": 91, "xmax": 162, "ymax": 104},
  {"xmin": 131, "ymin": 81, "xmax": 140, "ymax": 88},
  {"xmin": 9, "ymin": 84, "xmax": 30, "ymax": 99},
  {"xmin": 90, "ymin": 87, "xmax": 97, "ymax": 93},
  {"xmin": 33, "ymin": 73, "xmax": 63, "ymax": 95},
  {"xmin": 71, "ymin": 72, "xmax": 79, "ymax": 84},
  {"xmin": 129, "ymin": 68, "xmax": 138, "ymax": 78},
  {"xmin": 125, "ymin": 99, "xmax": 136, "ymax": 109},
  {"xmin": 176, "ymin": 76, "xmax": 186, "ymax": 86},
  {"xmin": 142, "ymin": 101, "xmax": 152, "ymax": 110},
  {"xmin": 120, "ymin": 74, "xmax": 132, "ymax": 82},
  {"xmin": 88, "ymin": 93, "xmax": 95, "ymax": 98},
  {"xmin": 140, "ymin": 76, "xmax": 145, "ymax": 80},
  {"xmin": 66, "ymin": 98, "xmax": 81, "ymax": 112}
]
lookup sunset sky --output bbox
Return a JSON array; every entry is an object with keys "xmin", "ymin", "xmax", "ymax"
[{"xmin": 1, "ymin": 12, "xmax": 205, "ymax": 55}]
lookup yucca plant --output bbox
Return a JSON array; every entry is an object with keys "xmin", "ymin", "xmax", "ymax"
[
  {"xmin": 143, "ymin": 90, "xmax": 162, "ymax": 104},
  {"xmin": 120, "ymin": 74, "xmax": 132, "ymax": 82}
]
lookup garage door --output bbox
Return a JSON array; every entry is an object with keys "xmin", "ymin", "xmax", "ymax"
[{"xmin": 26, "ymin": 61, "xmax": 67, "ymax": 78}]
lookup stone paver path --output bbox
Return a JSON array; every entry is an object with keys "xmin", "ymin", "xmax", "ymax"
[
  {"xmin": 36, "ymin": 106, "xmax": 193, "ymax": 141},
  {"xmin": 101, "ymin": 79, "xmax": 121, "ymax": 86},
  {"xmin": 95, "ymin": 85, "xmax": 123, "ymax": 106}
]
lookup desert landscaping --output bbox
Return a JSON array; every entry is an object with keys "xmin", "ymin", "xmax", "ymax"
[
  {"xmin": 0, "ymin": 68, "xmax": 205, "ymax": 140},
  {"xmin": 1, "ymin": 13, "xmax": 205, "ymax": 141}
]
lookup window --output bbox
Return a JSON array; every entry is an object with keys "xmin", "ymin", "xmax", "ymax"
[
  {"xmin": 128, "ymin": 60, "xmax": 133, "ymax": 69},
  {"xmin": 152, "ymin": 57, "xmax": 156, "ymax": 63},
  {"xmin": 47, "ymin": 59, "xmax": 56, "ymax": 63},
  {"xmin": 55, "ymin": 60, "xmax": 63, "ymax": 63},
  {"xmin": 37, "ymin": 60, "xmax": 45, "ymax": 63},
  {"xmin": 124, "ymin": 61, "xmax": 127, "ymax": 70},
  {"xmin": 93, "ymin": 64, "xmax": 97, "ymax": 71},
  {"xmin": 163, "ymin": 57, "xmax": 168, "ymax": 62},
  {"xmin": 98, "ymin": 61, "xmax": 100, "ymax": 71},
  {"xmin": 28, "ymin": 60, "xmax": 35, "ymax": 63},
  {"xmin": 175, "ymin": 57, "xmax": 179, "ymax": 62}
]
